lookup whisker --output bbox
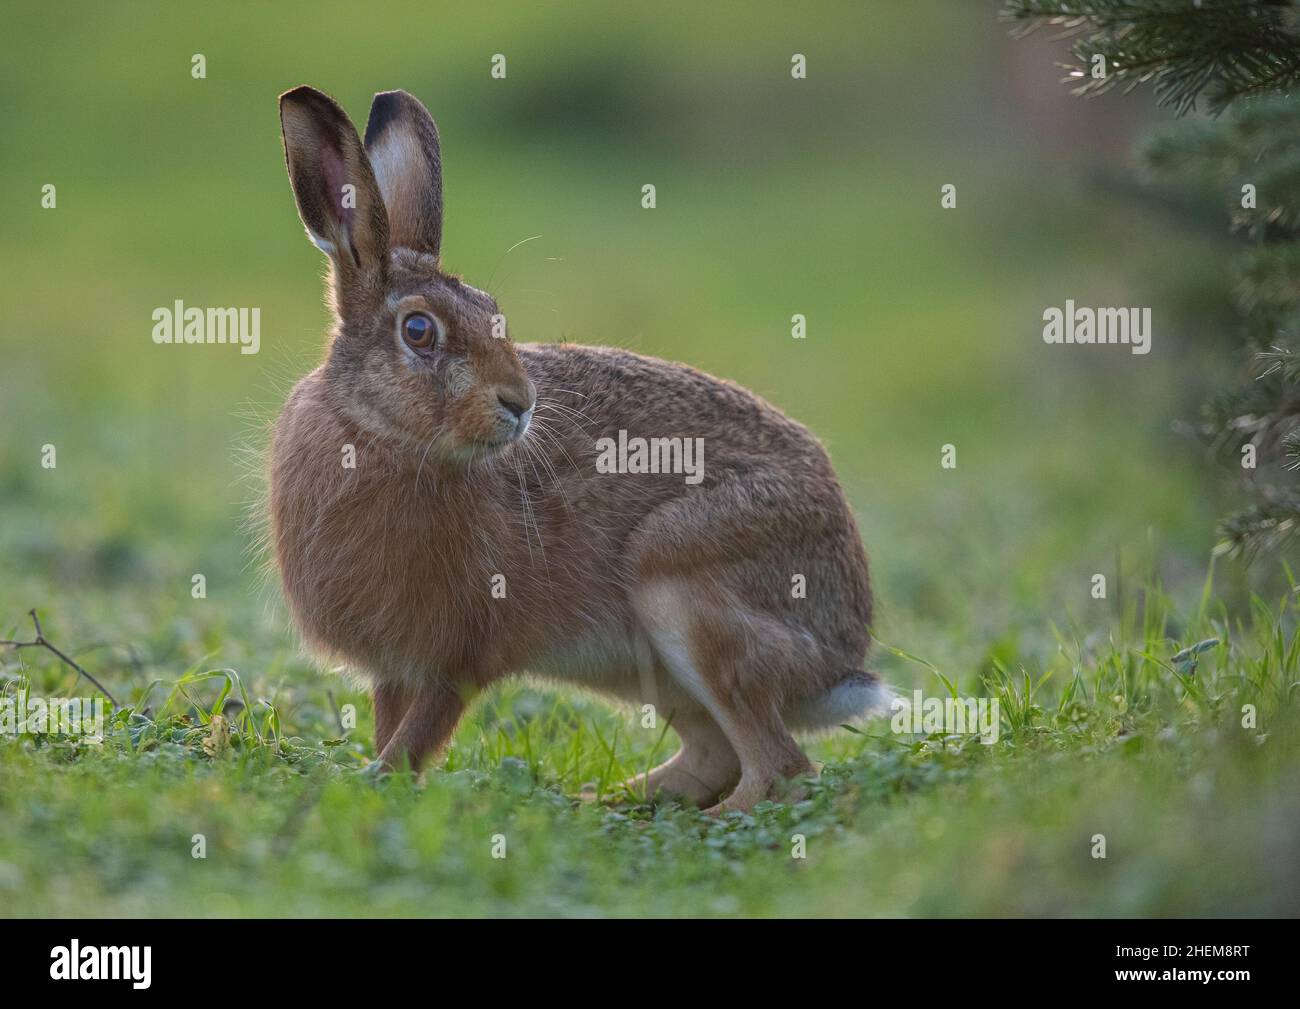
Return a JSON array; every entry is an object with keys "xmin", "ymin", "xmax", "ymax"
[
  {"xmin": 510, "ymin": 454, "xmax": 537, "ymax": 567},
  {"xmin": 535, "ymin": 400, "xmax": 598, "ymax": 429},
  {"xmin": 521, "ymin": 425, "xmax": 574, "ymax": 519},
  {"xmin": 486, "ymin": 233, "xmax": 543, "ymax": 290},
  {"xmin": 528, "ymin": 416, "xmax": 582, "ymax": 476},
  {"xmin": 414, "ymin": 434, "xmax": 438, "ymax": 494},
  {"xmin": 517, "ymin": 446, "xmax": 555, "ymax": 581},
  {"xmin": 539, "ymin": 385, "xmax": 591, "ymax": 400}
]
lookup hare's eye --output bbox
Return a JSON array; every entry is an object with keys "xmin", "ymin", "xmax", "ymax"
[{"xmin": 402, "ymin": 313, "xmax": 439, "ymax": 350}]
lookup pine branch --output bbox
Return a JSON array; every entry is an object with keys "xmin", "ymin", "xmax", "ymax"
[
  {"xmin": 1006, "ymin": 3, "xmax": 1300, "ymax": 563},
  {"xmin": 1003, "ymin": 0, "xmax": 1300, "ymax": 114},
  {"xmin": 1218, "ymin": 490, "xmax": 1300, "ymax": 557}
]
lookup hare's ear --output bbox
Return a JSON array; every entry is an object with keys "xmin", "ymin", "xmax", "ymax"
[
  {"xmin": 279, "ymin": 86, "xmax": 389, "ymax": 278},
  {"xmin": 364, "ymin": 90, "xmax": 443, "ymax": 260}
]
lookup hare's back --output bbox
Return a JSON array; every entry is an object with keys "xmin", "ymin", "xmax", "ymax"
[{"xmin": 518, "ymin": 343, "xmax": 831, "ymax": 474}]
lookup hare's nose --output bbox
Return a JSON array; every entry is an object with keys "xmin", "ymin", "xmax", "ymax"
[{"xmin": 497, "ymin": 394, "xmax": 529, "ymax": 420}]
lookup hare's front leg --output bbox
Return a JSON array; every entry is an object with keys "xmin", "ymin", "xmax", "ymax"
[
  {"xmin": 375, "ymin": 678, "xmax": 469, "ymax": 773},
  {"xmin": 373, "ymin": 680, "xmax": 415, "ymax": 755}
]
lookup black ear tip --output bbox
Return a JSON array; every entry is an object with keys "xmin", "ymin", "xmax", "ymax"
[
  {"xmin": 279, "ymin": 86, "xmax": 351, "ymax": 127},
  {"xmin": 280, "ymin": 84, "xmax": 324, "ymax": 107},
  {"xmin": 364, "ymin": 90, "xmax": 410, "ymax": 145}
]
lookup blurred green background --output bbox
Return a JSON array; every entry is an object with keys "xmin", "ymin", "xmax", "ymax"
[
  {"xmin": 3, "ymin": 1, "xmax": 1290, "ymax": 917},
  {"xmin": 1, "ymin": 1, "xmax": 1237, "ymax": 665}
]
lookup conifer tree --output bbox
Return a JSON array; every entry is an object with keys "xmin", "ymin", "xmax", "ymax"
[{"xmin": 1005, "ymin": 1, "xmax": 1300, "ymax": 558}]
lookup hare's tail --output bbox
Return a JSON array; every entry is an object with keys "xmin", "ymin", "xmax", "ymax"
[{"xmin": 784, "ymin": 670, "xmax": 894, "ymax": 734}]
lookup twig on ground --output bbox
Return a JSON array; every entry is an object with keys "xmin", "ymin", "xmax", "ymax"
[{"xmin": 0, "ymin": 609, "xmax": 120, "ymax": 708}]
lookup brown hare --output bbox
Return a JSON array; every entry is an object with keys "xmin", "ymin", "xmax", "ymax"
[{"xmin": 270, "ymin": 85, "xmax": 883, "ymax": 813}]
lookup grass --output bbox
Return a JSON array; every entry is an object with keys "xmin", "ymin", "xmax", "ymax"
[{"xmin": 2, "ymin": 570, "xmax": 1297, "ymax": 917}]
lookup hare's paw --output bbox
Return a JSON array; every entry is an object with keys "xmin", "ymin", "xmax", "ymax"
[
  {"xmin": 703, "ymin": 762, "xmax": 816, "ymax": 815},
  {"xmin": 355, "ymin": 758, "xmax": 390, "ymax": 783},
  {"xmin": 624, "ymin": 760, "xmax": 728, "ymax": 808},
  {"xmin": 623, "ymin": 712, "xmax": 740, "ymax": 807}
]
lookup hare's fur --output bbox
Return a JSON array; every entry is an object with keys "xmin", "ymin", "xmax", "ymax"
[{"xmin": 271, "ymin": 86, "xmax": 882, "ymax": 812}]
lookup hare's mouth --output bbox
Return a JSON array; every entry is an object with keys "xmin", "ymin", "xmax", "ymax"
[
  {"xmin": 483, "ymin": 412, "xmax": 533, "ymax": 451},
  {"xmin": 459, "ymin": 429, "xmax": 528, "ymax": 464},
  {"xmin": 449, "ymin": 409, "xmax": 532, "ymax": 465}
]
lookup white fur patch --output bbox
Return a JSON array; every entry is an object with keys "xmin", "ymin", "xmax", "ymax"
[
  {"xmin": 631, "ymin": 580, "xmax": 713, "ymax": 710},
  {"xmin": 307, "ymin": 228, "xmax": 336, "ymax": 256},
  {"xmin": 368, "ymin": 130, "xmax": 424, "ymax": 228},
  {"xmin": 784, "ymin": 677, "xmax": 894, "ymax": 733}
]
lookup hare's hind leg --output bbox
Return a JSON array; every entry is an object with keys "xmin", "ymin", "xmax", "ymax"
[
  {"xmin": 631, "ymin": 578, "xmax": 815, "ymax": 814},
  {"xmin": 623, "ymin": 710, "xmax": 740, "ymax": 807},
  {"xmin": 626, "ymin": 474, "xmax": 868, "ymax": 812}
]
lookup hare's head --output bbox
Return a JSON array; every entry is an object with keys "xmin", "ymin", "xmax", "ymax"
[{"xmin": 279, "ymin": 86, "xmax": 535, "ymax": 462}]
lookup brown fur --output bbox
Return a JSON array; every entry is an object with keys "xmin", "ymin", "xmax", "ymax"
[{"xmin": 270, "ymin": 86, "xmax": 879, "ymax": 812}]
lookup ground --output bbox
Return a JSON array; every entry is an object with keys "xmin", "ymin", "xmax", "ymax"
[{"xmin": 2, "ymin": 572, "xmax": 1297, "ymax": 916}]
